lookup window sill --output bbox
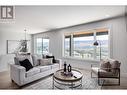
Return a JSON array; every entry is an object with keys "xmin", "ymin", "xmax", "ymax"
[{"xmin": 62, "ymin": 56, "xmax": 100, "ymax": 63}]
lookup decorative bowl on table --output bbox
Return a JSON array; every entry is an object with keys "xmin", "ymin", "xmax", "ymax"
[{"xmin": 61, "ymin": 71, "xmax": 73, "ymax": 77}]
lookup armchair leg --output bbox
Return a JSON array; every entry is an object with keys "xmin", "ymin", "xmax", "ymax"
[
  {"xmin": 98, "ymin": 78, "xmax": 102, "ymax": 86},
  {"xmin": 11, "ymin": 79, "xmax": 14, "ymax": 82},
  {"xmin": 118, "ymin": 77, "xmax": 120, "ymax": 86},
  {"xmin": 91, "ymin": 71, "xmax": 97, "ymax": 78}
]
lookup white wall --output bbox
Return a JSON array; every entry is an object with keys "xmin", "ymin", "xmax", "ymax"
[
  {"xmin": 33, "ymin": 16, "xmax": 127, "ymax": 74},
  {"xmin": 0, "ymin": 31, "xmax": 31, "ymax": 72}
]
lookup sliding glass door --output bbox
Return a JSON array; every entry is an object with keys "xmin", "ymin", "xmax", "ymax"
[{"xmin": 36, "ymin": 38, "xmax": 49, "ymax": 55}]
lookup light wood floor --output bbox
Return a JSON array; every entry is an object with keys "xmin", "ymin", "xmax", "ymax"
[
  {"xmin": 0, "ymin": 70, "xmax": 127, "ymax": 89},
  {"xmin": 0, "ymin": 71, "xmax": 19, "ymax": 89}
]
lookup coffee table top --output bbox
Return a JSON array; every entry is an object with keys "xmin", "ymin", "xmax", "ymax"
[{"xmin": 53, "ymin": 69, "xmax": 83, "ymax": 82}]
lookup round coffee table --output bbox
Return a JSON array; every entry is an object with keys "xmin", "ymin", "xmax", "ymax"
[{"xmin": 53, "ymin": 69, "xmax": 83, "ymax": 89}]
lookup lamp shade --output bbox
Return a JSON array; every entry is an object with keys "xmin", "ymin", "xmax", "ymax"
[{"xmin": 93, "ymin": 41, "xmax": 99, "ymax": 46}]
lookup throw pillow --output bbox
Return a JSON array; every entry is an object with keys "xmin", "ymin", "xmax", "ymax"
[
  {"xmin": 110, "ymin": 60, "xmax": 121, "ymax": 69},
  {"xmin": 32, "ymin": 55, "xmax": 42, "ymax": 66},
  {"xmin": 19, "ymin": 59, "xmax": 33, "ymax": 71},
  {"xmin": 42, "ymin": 53, "xmax": 52, "ymax": 59},
  {"xmin": 46, "ymin": 55, "xmax": 56, "ymax": 63},
  {"xmin": 100, "ymin": 60, "xmax": 111, "ymax": 72},
  {"xmin": 14, "ymin": 57, "xmax": 20, "ymax": 65},
  {"xmin": 39, "ymin": 58, "xmax": 53, "ymax": 66},
  {"xmin": 109, "ymin": 59, "xmax": 121, "ymax": 74}
]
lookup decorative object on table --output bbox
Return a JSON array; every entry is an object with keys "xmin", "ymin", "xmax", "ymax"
[
  {"xmin": 61, "ymin": 63, "xmax": 73, "ymax": 77},
  {"xmin": 68, "ymin": 64, "xmax": 72, "ymax": 72},
  {"xmin": 61, "ymin": 71, "xmax": 73, "ymax": 77},
  {"xmin": 93, "ymin": 40, "xmax": 102, "ymax": 60},
  {"xmin": 63, "ymin": 61, "xmax": 67, "ymax": 72}
]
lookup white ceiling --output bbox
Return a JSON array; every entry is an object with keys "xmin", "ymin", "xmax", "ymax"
[{"xmin": 0, "ymin": 6, "xmax": 125, "ymax": 34}]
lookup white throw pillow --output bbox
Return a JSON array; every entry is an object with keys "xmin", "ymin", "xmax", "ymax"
[
  {"xmin": 32, "ymin": 55, "xmax": 42, "ymax": 66},
  {"xmin": 40, "ymin": 58, "xmax": 53, "ymax": 66}
]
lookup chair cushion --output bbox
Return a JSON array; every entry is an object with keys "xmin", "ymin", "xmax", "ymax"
[
  {"xmin": 98, "ymin": 70, "xmax": 115, "ymax": 77},
  {"xmin": 51, "ymin": 63, "xmax": 59, "ymax": 69},
  {"xmin": 37, "ymin": 65, "xmax": 51, "ymax": 72},
  {"xmin": 26, "ymin": 67, "xmax": 40, "ymax": 77},
  {"xmin": 92, "ymin": 67, "xmax": 116, "ymax": 77},
  {"xmin": 19, "ymin": 59, "xmax": 33, "ymax": 71}
]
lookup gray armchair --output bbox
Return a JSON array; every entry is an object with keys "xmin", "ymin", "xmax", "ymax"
[{"xmin": 91, "ymin": 59, "xmax": 121, "ymax": 86}]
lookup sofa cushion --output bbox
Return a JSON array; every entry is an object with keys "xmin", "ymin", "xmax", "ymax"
[
  {"xmin": 19, "ymin": 59, "xmax": 33, "ymax": 71},
  {"xmin": 37, "ymin": 65, "xmax": 51, "ymax": 72},
  {"xmin": 39, "ymin": 58, "xmax": 53, "ymax": 66},
  {"xmin": 15, "ymin": 54, "xmax": 34, "ymax": 66},
  {"xmin": 51, "ymin": 63, "xmax": 59, "ymax": 69},
  {"xmin": 26, "ymin": 67, "xmax": 40, "ymax": 77}
]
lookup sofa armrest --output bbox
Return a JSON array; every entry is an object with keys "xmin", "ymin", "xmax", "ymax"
[
  {"xmin": 55, "ymin": 59, "xmax": 62, "ymax": 69},
  {"xmin": 10, "ymin": 64, "xmax": 26, "ymax": 86}
]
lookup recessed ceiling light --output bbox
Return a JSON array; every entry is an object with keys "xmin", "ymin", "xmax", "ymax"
[{"xmin": 105, "ymin": 14, "xmax": 110, "ymax": 17}]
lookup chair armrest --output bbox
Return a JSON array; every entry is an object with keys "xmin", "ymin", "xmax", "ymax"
[
  {"xmin": 98, "ymin": 67, "xmax": 120, "ymax": 71},
  {"xmin": 55, "ymin": 59, "xmax": 62, "ymax": 69},
  {"xmin": 98, "ymin": 68, "xmax": 120, "ymax": 77},
  {"xmin": 10, "ymin": 64, "xmax": 26, "ymax": 86}
]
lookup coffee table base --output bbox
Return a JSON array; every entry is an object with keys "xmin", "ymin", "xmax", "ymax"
[{"xmin": 52, "ymin": 76, "xmax": 82, "ymax": 89}]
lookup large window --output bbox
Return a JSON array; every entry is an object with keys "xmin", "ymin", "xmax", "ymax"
[
  {"xmin": 64, "ymin": 28, "xmax": 109, "ymax": 60},
  {"xmin": 36, "ymin": 38, "xmax": 49, "ymax": 55},
  {"xmin": 73, "ymin": 32, "xmax": 94, "ymax": 59}
]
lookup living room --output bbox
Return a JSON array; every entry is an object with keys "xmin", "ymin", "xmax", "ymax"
[{"xmin": 0, "ymin": 5, "xmax": 127, "ymax": 90}]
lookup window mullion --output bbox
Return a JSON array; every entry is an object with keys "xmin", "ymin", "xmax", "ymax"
[
  {"xmin": 70, "ymin": 34, "xmax": 73, "ymax": 56},
  {"xmin": 94, "ymin": 31, "xmax": 96, "ymax": 59},
  {"xmin": 42, "ymin": 38, "xmax": 43, "ymax": 54}
]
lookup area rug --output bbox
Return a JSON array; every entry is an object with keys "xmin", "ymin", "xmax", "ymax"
[{"xmin": 22, "ymin": 69, "xmax": 102, "ymax": 90}]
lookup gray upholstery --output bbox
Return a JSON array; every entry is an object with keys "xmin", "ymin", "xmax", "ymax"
[
  {"xmin": 91, "ymin": 58, "xmax": 121, "ymax": 86},
  {"xmin": 15, "ymin": 54, "xmax": 34, "ymax": 66},
  {"xmin": 10, "ymin": 54, "xmax": 62, "ymax": 86},
  {"xmin": 26, "ymin": 67, "xmax": 40, "ymax": 77}
]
